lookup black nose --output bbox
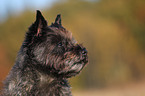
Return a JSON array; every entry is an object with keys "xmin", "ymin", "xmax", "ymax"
[{"xmin": 82, "ymin": 48, "xmax": 87, "ymax": 55}]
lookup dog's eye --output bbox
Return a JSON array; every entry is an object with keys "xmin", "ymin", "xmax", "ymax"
[
  {"xmin": 57, "ymin": 42, "xmax": 63, "ymax": 47},
  {"xmin": 55, "ymin": 42, "xmax": 65, "ymax": 53}
]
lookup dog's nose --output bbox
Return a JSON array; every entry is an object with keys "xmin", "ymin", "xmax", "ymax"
[
  {"xmin": 82, "ymin": 48, "xmax": 87, "ymax": 55},
  {"xmin": 74, "ymin": 44, "xmax": 87, "ymax": 55}
]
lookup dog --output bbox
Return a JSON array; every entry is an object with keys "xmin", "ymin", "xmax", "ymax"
[{"xmin": 2, "ymin": 10, "xmax": 88, "ymax": 96}]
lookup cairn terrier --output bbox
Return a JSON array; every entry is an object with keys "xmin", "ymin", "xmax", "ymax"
[{"xmin": 2, "ymin": 10, "xmax": 88, "ymax": 96}]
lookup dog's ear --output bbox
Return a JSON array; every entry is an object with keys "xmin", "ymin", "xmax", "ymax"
[
  {"xmin": 51, "ymin": 14, "xmax": 62, "ymax": 28},
  {"xmin": 55, "ymin": 14, "xmax": 62, "ymax": 26},
  {"xmin": 30, "ymin": 10, "xmax": 47, "ymax": 36}
]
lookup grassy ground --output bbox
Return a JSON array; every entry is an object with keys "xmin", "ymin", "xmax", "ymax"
[{"xmin": 72, "ymin": 81, "xmax": 145, "ymax": 96}]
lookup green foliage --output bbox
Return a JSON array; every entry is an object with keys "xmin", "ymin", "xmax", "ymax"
[{"xmin": 0, "ymin": 0, "xmax": 145, "ymax": 89}]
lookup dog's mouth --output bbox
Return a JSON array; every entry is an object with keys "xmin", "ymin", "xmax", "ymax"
[
  {"xmin": 73, "ymin": 57, "xmax": 88, "ymax": 70},
  {"xmin": 65, "ymin": 55, "xmax": 88, "ymax": 66},
  {"xmin": 57, "ymin": 56, "xmax": 88, "ymax": 78},
  {"xmin": 77, "ymin": 57, "xmax": 88, "ymax": 64}
]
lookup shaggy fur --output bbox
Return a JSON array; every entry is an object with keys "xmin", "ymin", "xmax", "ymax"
[{"xmin": 1, "ymin": 10, "xmax": 88, "ymax": 96}]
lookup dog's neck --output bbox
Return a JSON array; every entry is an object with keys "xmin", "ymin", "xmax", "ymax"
[{"xmin": 30, "ymin": 64, "xmax": 72, "ymax": 96}]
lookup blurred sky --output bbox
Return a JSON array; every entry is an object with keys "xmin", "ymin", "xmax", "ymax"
[
  {"xmin": 0, "ymin": 0, "xmax": 97, "ymax": 23},
  {"xmin": 0, "ymin": 0, "xmax": 59, "ymax": 22}
]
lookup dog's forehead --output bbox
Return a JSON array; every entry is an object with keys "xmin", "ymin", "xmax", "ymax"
[{"xmin": 48, "ymin": 26, "xmax": 72, "ymax": 40}]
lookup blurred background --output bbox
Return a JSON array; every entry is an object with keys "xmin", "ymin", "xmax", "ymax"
[{"xmin": 0, "ymin": 0, "xmax": 145, "ymax": 95}]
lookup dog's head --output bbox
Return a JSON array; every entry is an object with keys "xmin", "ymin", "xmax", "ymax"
[{"xmin": 23, "ymin": 10, "xmax": 88, "ymax": 78}]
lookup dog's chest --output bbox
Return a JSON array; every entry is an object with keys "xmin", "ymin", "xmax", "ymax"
[{"xmin": 37, "ymin": 72, "xmax": 72, "ymax": 96}]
